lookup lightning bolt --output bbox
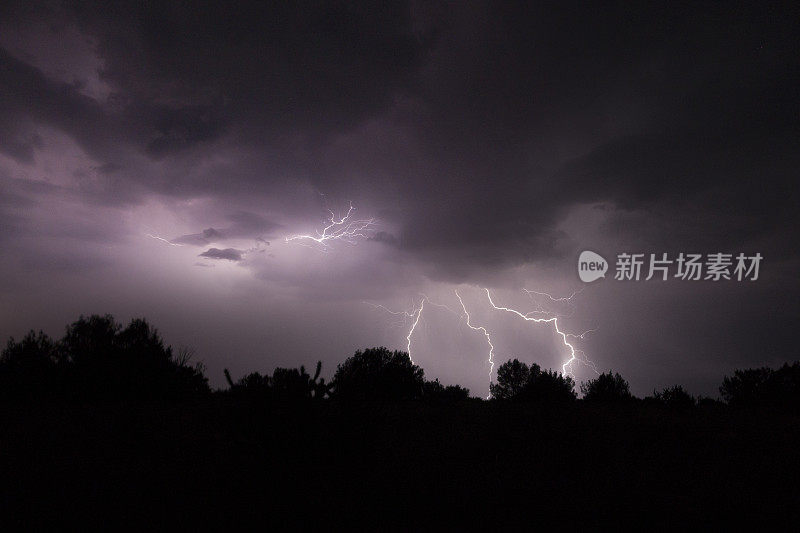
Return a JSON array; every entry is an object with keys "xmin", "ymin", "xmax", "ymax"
[
  {"xmin": 363, "ymin": 302, "xmax": 416, "ymax": 326},
  {"xmin": 406, "ymin": 299, "xmax": 424, "ymax": 364},
  {"xmin": 522, "ymin": 287, "xmax": 585, "ymax": 318},
  {"xmin": 419, "ymin": 293, "xmax": 461, "ymax": 318},
  {"xmin": 365, "ymin": 294, "xmax": 459, "ymax": 365},
  {"xmin": 566, "ymin": 329, "xmax": 597, "ymax": 341},
  {"xmin": 146, "ymin": 234, "xmax": 183, "ymax": 246},
  {"xmin": 523, "ymin": 287, "xmax": 584, "ymax": 303},
  {"xmin": 369, "ymin": 286, "xmax": 599, "ymax": 397},
  {"xmin": 364, "ymin": 299, "xmax": 424, "ymax": 364},
  {"xmin": 284, "ymin": 201, "xmax": 376, "ymax": 249},
  {"xmin": 484, "ymin": 288, "xmax": 599, "ymax": 378},
  {"xmin": 454, "ymin": 289, "xmax": 495, "ymax": 399}
]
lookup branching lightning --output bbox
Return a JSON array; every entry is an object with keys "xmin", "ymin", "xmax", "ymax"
[
  {"xmin": 368, "ymin": 286, "xmax": 598, "ymax": 397},
  {"xmin": 363, "ymin": 302, "xmax": 416, "ymax": 324},
  {"xmin": 565, "ymin": 329, "xmax": 598, "ymax": 341},
  {"xmin": 523, "ymin": 287, "xmax": 584, "ymax": 303},
  {"xmin": 484, "ymin": 288, "xmax": 598, "ymax": 378},
  {"xmin": 365, "ymin": 294, "xmax": 459, "ymax": 365},
  {"xmin": 364, "ymin": 298, "xmax": 425, "ymax": 364},
  {"xmin": 284, "ymin": 202, "xmax": 376, "ymax": 249},
  {"xmin": 522, "ymin": 287, "xmax": 585, "ymax": 318},
  {"xmin": 146, "ymin": 195, "xmax": 599, "ymax": 397}
]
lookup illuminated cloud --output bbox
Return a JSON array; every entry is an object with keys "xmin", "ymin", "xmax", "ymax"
[{"xmin": 198, "ymin": 248, "xmax": 244, "ymax": 262}]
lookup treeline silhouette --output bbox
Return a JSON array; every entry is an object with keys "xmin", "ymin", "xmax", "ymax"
[
  {"xmin": 0, "ymin": 315, "xmax": 209, "ymax": 401},
  {"xmin": 5, "ymin": 314, "xmax": 800, "ymax": 527},
  {"xmin": 223, "ymin": 346, "xmax": 469, "ymax": 402},
  {"xmin": 2, "ymin": 313, "xmax": 800, "ymax": 412}
]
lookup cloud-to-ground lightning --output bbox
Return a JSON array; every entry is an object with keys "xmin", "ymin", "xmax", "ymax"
[
  {"xmin": 454, "ymin": 290, "xmax": 495, "ymax": 399},
  {"xmin": 284, "ymin": 202, "xmax": 376, "ymax": 249},
  {"xmin": 365, "ymin": 294, "xmax": 460, "ymax": 365},
  {"xmin": 148, "ymin": 194, "xmax": 598, "ymax": 394},
  {"xmin": 406, "ymin": 299, "xmax": 424, "ymax": 364},
  {"xmin": 365, "ymin": 299, "xmax": 425, "ymax": 363},
  {"xmin": 484, "ymin": 288, "xmax": 599, "ymax": 378},
  {"xmin": 369, "ymin": 286, "xmax": 599, "ymax": 397}
]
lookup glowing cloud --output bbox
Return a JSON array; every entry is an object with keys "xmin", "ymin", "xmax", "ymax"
[{"xmin": 284, "ymin": 202, "xmax": 377, "ymax": 250}]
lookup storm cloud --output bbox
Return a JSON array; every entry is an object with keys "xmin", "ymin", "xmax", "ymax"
[
  {"xmin": 198, "ymin": 248, "xmax": 245, "ymax": 262},
  {"xmin": 1, "ymin": 1, "xmax": 798, "ymax": 396}
]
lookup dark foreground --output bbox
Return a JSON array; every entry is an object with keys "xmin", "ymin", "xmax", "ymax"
[{"xmin": 2, "ymin": 398, "xmax": 799, "ymax": 528}]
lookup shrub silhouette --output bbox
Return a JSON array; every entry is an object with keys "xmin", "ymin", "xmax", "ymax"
[
  {"xmin": 490, "ymin": 359, "xmax": 531, "ymax": 400},
  {"xmin": 224, "ymin": 369, "xmax": 273, "ymax": 397},
  {"xmin": 422, "ymin": 379, "xmax": 470, "ymax": 401},
  {"xmin": 273, "ymin": 362, "xmax": 332, "ymax": 400},
  {"xmin": 581, "ymin": 371, "xmax": 633, "ymax": 402},
  {"xmin": 332, "ymin": 347, "xmax": 424, "ymax": 401},
  {"xmin": 225, "ymin": 361, "xmax": 332, "ymax": 401},
  {"xmin": 720, "ymin": 362, "xmax": 800, "ymax": 411},
  {"xmin": 490, "ymin": 359, "xmax": 575, "ymax": 402},
  {"xmin": 2, "ymin": 314, "xmax": 209, "ymax": 401},
  {"xmin": 651, "ymin": 385, "xmax": 696, "ymax": 410}
]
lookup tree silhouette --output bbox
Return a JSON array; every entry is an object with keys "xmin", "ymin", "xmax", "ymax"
[
  {"xmin": 490, "ymin": 359, "xmax": 575, "ymax": 402},
  {"xmin": 581, "ymin": 371, "xmax": 633, "ymax": 402},
  {"xmin": 719, "ymin": 367, "xmax": 773, "ymax": 408},
  {"xmin": 331, "ymin": 347, "xmax": 424, "ymax": 401},
  {"xmin": 422, "ymin": 378, "xmax": 470, "ymax": 401},
  {"xmin": 0, "ymin": 330, "xmax": 61, "ymax": 399},
  {"xmin": 720, "ymin": 362, "xmax": 800, "ymax": 411},
  {"xmin": 519, "ymin": 364, "xmax": 576, "ymax": 403},
  {"xmin": 62, "ymin": 315, "xmax": 209, "ymax": 399},
  {"xmin": 490, "ymin": 359, "xmax": 531, "ymax": 400},
  {"xmin": 11, "ymin": 312, "xmax": 800, "ymax": 418},
  {"xmin": 3, "ymin": 314, "xmax": 209, "ymax": 401},
  {"xmin": 651, "ymin": 385, "xmax": 696, "ymax": 410}
]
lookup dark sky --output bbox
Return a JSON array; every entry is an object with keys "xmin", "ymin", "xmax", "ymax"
[{"xmin": 1, "ymin": 1, "xmax": 798, "ymax": 397}]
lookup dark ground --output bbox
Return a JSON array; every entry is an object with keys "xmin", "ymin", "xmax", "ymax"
[{"xmin": 2, "ymin": 398, "xmax": 799, "ymax": 529}]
